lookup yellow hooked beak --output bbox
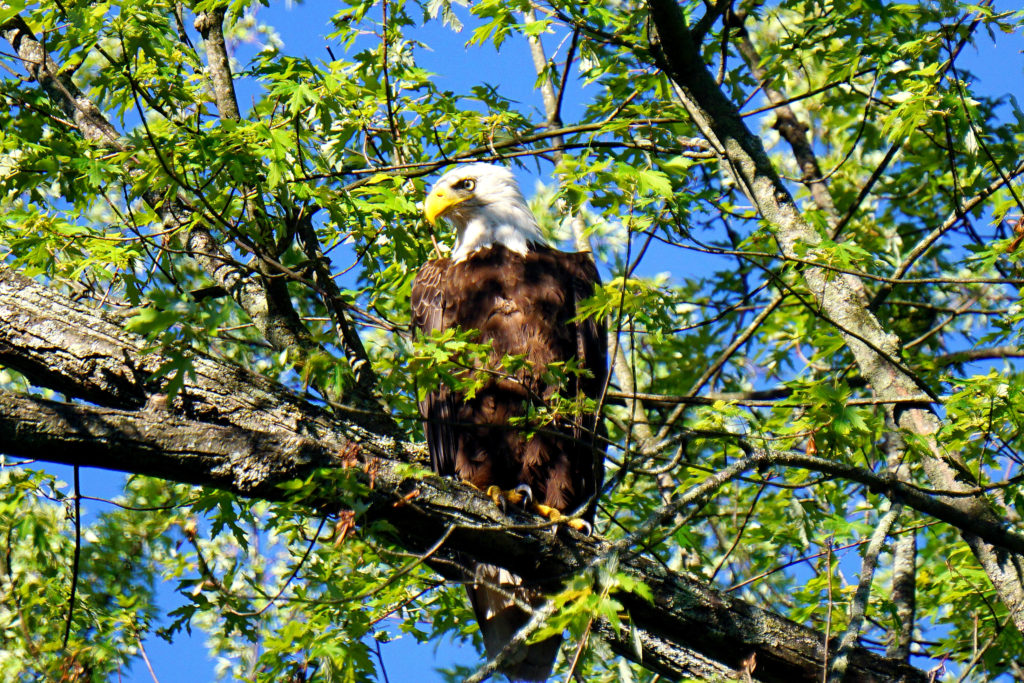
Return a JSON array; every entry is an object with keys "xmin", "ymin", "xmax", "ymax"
[{"xmin": 424, "ymin": 187, "xmax": 461, "ymax": 225}]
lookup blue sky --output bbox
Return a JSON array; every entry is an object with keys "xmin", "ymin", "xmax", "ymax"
[{"xmin": 35, "ymin": 1, "xmax": 1024, "ymax": 681}]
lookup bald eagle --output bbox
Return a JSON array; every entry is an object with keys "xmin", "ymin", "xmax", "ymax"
[{"xmin": 411, "ymin": 163, "xmax": 607, "ymax": 680}]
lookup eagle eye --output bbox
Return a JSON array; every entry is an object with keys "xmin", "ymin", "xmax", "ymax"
[{"xmin": 454, "ymin": 178, "xmax": 476, "ymax": 192}]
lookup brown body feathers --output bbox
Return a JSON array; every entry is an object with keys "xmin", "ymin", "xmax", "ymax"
[
  {"xmin": 412, "ymin": 244, "xmax": 607, "ymax": 516},
  {"xmin": 411, "ymin": 243, "xmax": 607, "ymax": 680}
]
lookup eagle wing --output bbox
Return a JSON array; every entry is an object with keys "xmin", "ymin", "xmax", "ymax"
[
  {"xmin": 410, "ymin": 258, "xmax": 460, "ymax": 476},
  {"xmin": 567, "ymin": 251, "xmax": 608, "ymax": 400},
  {"xmin": 564, "ymin": 251, "xmax": 608, "ymax": 520}
]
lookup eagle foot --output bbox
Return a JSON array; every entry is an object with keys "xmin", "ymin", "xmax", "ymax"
[
  {"xmin": 477, "ymin": 485, "xmax": 591, "ymax": 534},
  {"xmin": 484, "ymin": 485, "xmax": 530, "ymax": 512},
  {"xmin": 531, "ymin": 503, "xmax": 592, "ymax": 535}
]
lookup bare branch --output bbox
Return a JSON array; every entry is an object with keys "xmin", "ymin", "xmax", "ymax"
[
  {"xmin": 827, "ymin": 503, "xmax": 902, "ymax": 682},
  {"xmin": 195, "ymin": 7, "xmax": 241, "ymax": 121},
  {"xmin": 871, "ymin": 158, "xmax": 1024, "ymax": 310}
]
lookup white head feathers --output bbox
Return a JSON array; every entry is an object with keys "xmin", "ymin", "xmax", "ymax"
[{"xmin": 424, "ymin": 163, "xmax": 548, "ymax": 262}]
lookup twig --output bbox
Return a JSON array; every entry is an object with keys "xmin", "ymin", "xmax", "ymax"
[
  {"xmin": 62, "ymin": 465, "xmax": 82, "ymax": 648},
  {"xmin": 653, "ymin": 291, "xmax": 785, "ymax": 443},
  {"xmin": 241, "ymin": 517, "xmax": 328, "ymax": 618},
  {"xmin": 136, "ymin": 631, "xmax": 161, "ymax": 683},
  {"xmin": 826, "ymin": 503, "xmax": 902, "ymax": 682},
  {"xmin": 709, "ymin": 481, "xmax": 767, "ymax": 581},
  {"xmin": 822, "ymin": 537, "xmax": 834, "ymax": 683},
  {"xmin": 870, "ymin": 161, "xmax": 1024, "ymax": 309},
  {"xmin": 381, "ymin": 0, "xmax": 401, "ymax": 147},
  {"xmin": 727, "ymin": 521, "xmax": 937, "ymax": 593}
]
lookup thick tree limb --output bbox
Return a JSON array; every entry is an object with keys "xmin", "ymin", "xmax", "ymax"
[
  {"xmin": 646, "ymin": 0, "xmax": 1024, "ymax": 632},
  {"xmin": 0, "ymin": 388, "xmax": 927, "ymax": 683},
  {"xmin": 0, "ymin": 265, "xmax": 930, "ymax": 682},
  {"xmin": 0, "ymin": 267, "xmax": 396, "ymax": 437},
  {"xmin": 6, "ymin": 266, "xmax": 1021, "ymax": 553}
]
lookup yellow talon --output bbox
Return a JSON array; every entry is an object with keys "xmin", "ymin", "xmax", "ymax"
[
  {"xmin": 531, "ymin": 501, "xmax": 592, "ymax": 535},
  {"xmin": 483, "ymin": 485, "xmax": 527, "ymax": 509},
  {"xmin": 485, "ymin": 485, "xmax": 503, "ymax": 507},
  {"xmin": 532, "ymin": 503, "xmax": 563, "ymax": 522},
  {"xmin": 565, "ymin": 518, "xmax": 590, "ymax": 533}
]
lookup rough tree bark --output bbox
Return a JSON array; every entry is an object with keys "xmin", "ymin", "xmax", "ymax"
[{"xmin": 0, "ymin": 266, "xmax": 928, "ymax": 682}]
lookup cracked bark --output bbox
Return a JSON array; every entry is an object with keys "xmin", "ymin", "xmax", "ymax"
[
  {"xmin": 0, "ymin": 264, "xmax": 928, "ymax": 683},
  {"xmin": 647, "ymin": 0, "xmax": 1024, "ymax": 632},
  {"xmin": 0, "ymin": 268, "xmax": 394, "ymax": 437}
]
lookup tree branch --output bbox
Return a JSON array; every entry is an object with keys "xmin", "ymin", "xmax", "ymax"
[
  {"xmin": 293, "ymin": 211, "xmax": 382, "ymax": 403},
  {"xmin": 884, "ymin": 424, "xmax": 918, "ymax": 663},
  {"xmin": 194, "ymin": 6, "xmax": 241, "ymax": 122},
  {"xmin": 0, "ymin": 388, "xmax": 928, "ymax": 683},
  {"xmin": 732, "ymin": 16, "xmax": 838, "ymax": 224},
  {"xmin": 827, "ymin": 503, "xmax": 902, "ymax": 682},
  {"xmin": 0, "ymin": 266, "xmax": 393, "ymax": 436},
  {"xmin": 0, "ymin": 15, "xmax": 123, "ymax": 147}
]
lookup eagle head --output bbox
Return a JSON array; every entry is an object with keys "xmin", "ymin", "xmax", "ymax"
[{"xmin": 423, "ymin": 163, "xmax": 546, "ymax": 262}]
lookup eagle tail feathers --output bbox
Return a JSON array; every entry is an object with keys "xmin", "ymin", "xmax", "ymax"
[{"xmin": 467, "ymin": 564, "xmax": 561, "ymax": 682}]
